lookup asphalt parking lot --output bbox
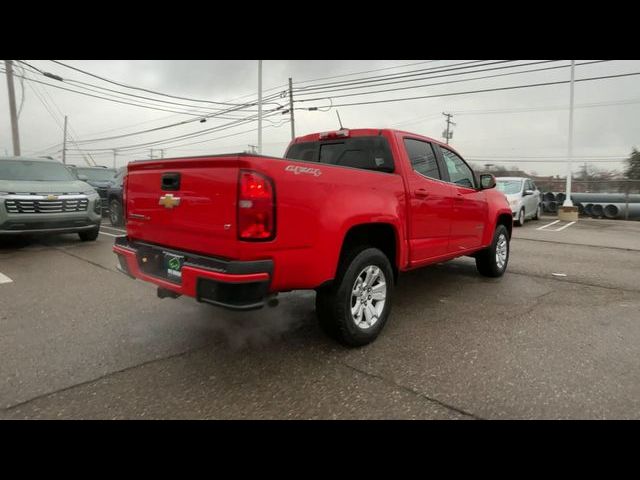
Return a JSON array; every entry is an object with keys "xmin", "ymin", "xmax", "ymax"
[{"xmin": 1, "ymin": 216, "xmax": 639, "ymax": 419}]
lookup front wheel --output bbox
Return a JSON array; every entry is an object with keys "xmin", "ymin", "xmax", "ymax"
[
  {"xmin": 475, "ymin": 224, "xmax": 510, "ymax": 277},
  {"xmin": 515, "ymin": 208, "xmax": 525, "ymax": 226},
  {"xmin": 316, "ymin": 247, "xmax": 394, "ymax": 347},
  {"xmin": 109, "ymin": 199, "xmax": 123, "ymax": 227}
]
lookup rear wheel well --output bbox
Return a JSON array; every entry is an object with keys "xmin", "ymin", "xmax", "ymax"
[
  {"xmin": 337, "ymin": 223, "xmax": 398, "ymax": 284},
  {"xmin": 496, "ymin": 213, "xmax": 513, "ymax": 239}
]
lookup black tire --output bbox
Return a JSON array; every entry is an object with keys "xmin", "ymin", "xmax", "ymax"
[
  {"xmin": 533, "ymin": 203, "xmax": 541, "ymax": 220},
  {"xmin": 475, "ymin": 224, "xmax": 510, "ymax": 277},
  {"xmin": 109, "ymin": 199, "xmax": 123, "ymax": 227},
  {"xmin": 315, "ymin": 247, "xmax": 394, "ymax": 347},
  {"xmin": 515, "ymin": 208, "xmax": 525, "ymax": 226},
  {"xmin": 78, "ymin": 226, "xmax": 100, "ymax": 242}
]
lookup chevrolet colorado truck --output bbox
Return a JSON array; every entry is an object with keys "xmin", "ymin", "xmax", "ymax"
[{"xmin": 113, "ymin": 128, "xmax": 512, "ymax": 346}]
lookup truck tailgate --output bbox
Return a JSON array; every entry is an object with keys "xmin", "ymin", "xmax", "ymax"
[{"xmin": 125, "ymin": 156, "xmax": 240, "ymax": 258}]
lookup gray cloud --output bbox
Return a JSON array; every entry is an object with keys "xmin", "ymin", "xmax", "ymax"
[{"xmin": 1, "ymin": 60, "xmax": 639, "ymax": 175}]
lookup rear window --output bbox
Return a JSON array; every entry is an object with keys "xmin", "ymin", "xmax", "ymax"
[{"xmin": 285, "ymin": 136, "xmax": 394, "ymax": 173}]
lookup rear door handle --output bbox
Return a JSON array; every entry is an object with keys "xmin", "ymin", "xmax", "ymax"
[{"xmin": 415, "ymin": 188, "xmax": 429, "ymax": 198}]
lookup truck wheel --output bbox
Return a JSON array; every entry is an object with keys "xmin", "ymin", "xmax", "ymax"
[
  {"xmin": 475, "ymin": 224, "xmax": 510, "ymax": 278},
  {"xmin": 515, "ymin": 208, "xmax": 525, "ymax": 226},
  {"xmin": 78, "ymin": 226, "xmax": 100, "ymax": 242},
  {"xmin": 316, "ymin": 247, "xmax": 394, "ymax": 347},
  {"xmin": 109, "ymin": 199, "xmax": 123, "ymax": 227}
]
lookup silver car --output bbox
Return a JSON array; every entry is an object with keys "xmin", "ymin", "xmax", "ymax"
[
  {"xmin": 495, "ymin": 177, "xmax": 542, "ymax": 226},
  {"xmin": 0, "ymin": 156, "xmax": 102, "ymax": 240}
]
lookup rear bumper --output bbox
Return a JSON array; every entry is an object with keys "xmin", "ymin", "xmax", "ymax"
[{"xmin": 112, "ymin": 237, "xmax": 273, "ymax": 310}]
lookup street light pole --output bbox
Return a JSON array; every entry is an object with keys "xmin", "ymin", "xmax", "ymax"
[
  {"xmin": 4, "ymin": 60, "xmax": 21, "ymax": 156},
  {"xmin": 563, "ymin": 60, "xmax": 575, "ymax": 207}
]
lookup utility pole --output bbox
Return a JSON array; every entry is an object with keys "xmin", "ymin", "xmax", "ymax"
[
  {"xmin": 288, "ymin": 77, "xmax": 295, "ymax": 141},
  {"xmin": 258, "ymin": 60, "xmax": 263, "ymax": 154},
  {"xmin": 563, "ymin": 60, "xmax": 576, "ymax": 208},
  {"xmin": 113, "ymin": 149, "xmax": 117, "ymax": 169},
  {"xmin": 4, "ymin": 60, "xmax": 21, "ymax": 156},
  {"xmin": 62, "ymin": 115, "xmax": 68, "ymax": 164},
  {"xmin": 442, "ymin": 112, "xmax": 455, "ymax": 145},
  {"xmin": 160, "ymin": 149, "xmax": 165, "ymax": 159},
  {"xmin": 149, "ymin": 148, "xmax": 154, "ymax": 159}
]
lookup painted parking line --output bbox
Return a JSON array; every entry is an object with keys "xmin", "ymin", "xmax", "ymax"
[
  {"xmin": 536, "ymin": 220, "xmax": 561, "ymax": 231},
  {"xmin": 99, "ymin": 231, "xmax": 125, "ymax": 238},
  {"xmin": 101, "ymin": 225, "xmax": 126, "ymax": 234},
  {"xmin": 553, "ymin": 221, "xmax": 576, "ymax": 232},
  {"xmin": 0, "ymin": 272, "xmax": 13, "ymax": 284}
]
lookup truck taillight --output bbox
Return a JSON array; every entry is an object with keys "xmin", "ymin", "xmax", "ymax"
[{"xmin": 238, "ymin": 170, "xmax": 275, "ymax": 241}]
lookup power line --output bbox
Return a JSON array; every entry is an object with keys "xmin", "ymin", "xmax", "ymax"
[
  {"xmin": 293, "ymin": 60, "xmax": 498, "ymax": 92},
  {"xmin": 49, "ymin": 60, "xmax": 274, "ymax": 107},
  {"xmin": 69, "ymin": 110, "xmax": 284, "ymax": 152},
  {"xmin": 306, "ymin": 71, "xmax": 640, "ymax": 108},
  {"xmin": 292, "ymin": 60, "xmax": 441, "ymax": 86},
  {"xmin": 295, "ymin": 60, "xmax": 607, "ymax": 102}
]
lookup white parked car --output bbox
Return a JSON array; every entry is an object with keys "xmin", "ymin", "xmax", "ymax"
[{"xmin": 495, "ymin": 177, "xmax": 542, "ymax": 226}]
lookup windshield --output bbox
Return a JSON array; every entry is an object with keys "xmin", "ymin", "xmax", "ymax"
[
  {"xmin": 75, "ymin": 168, "xmax": 117, "ymax": 181},
  {"xmin": 496, "ymin": 180, "xmax": 523, "ymax": 195},
  {"xmin": 0, "ymin": 160, "xmax": 76, "ymax": 181}
]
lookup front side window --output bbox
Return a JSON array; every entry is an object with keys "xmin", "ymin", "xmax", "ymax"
[
  {"xmin": 441, "ymin": 148, "xmax": 475, "ymax": 189},
  {"xmin": 403, "ymin": 138, "xmax": 440, "ymax": 180}
]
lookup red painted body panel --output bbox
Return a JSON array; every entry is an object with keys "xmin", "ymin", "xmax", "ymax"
[{"xmin": 119, "ymin": 128, "xmax": 511, "ymax": 297}]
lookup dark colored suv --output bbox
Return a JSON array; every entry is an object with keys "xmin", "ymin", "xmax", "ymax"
[{"xmin": 67, "ymin": 166, "xmax": 117, "ymax": 213}]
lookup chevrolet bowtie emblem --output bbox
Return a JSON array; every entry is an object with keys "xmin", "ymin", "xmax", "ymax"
[{"xmin": 159, "ymin": 194, "xmax": 181, "ymax": 209}]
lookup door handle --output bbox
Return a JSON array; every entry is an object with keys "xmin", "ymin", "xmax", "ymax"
[
  {"xmin": 455, "ymin": 192, "xmax": 464, "ymax": 202},
  {"xmin": 415, "ymin": 188, "xmax": 429, "ymax": 198}
]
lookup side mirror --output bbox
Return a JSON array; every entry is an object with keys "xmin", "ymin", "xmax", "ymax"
[
  {"xmin": 78, "ymin": 174, "xmax": 88, "ymax": 181},
  {"xmin": 479, "ymin": 173, "xmax": 496, "ymax": 190},
  {"xmin": 523, "ymin": 189, "xmax": 534, "ymax": 196}
]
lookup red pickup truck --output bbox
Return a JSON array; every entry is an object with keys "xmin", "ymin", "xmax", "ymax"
[{"xmin": 114, "ymin": 128, "xmax": 512, "ymax": 346}]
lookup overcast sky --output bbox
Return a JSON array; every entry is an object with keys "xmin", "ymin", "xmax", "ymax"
[{"xmin": 1, "ymin": 60, "xmax": 639, "ymax": 176}]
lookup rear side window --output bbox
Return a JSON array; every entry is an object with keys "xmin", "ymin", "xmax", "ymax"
[
  {"xmin": 403, "ymin": 138, "xmax": 441, "ymax": 180},
  {"xmin": 285, "ymin": 136, "xmax": 394, "ymax": 173}
]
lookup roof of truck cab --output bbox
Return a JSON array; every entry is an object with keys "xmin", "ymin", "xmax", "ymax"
[{"xmin": 291, "ymin": 128, "xmax": 460, "ymax": 155}]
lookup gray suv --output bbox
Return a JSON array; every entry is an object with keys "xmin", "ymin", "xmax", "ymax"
[{"xmin": 0, "ymin": 156, "xmax": 102, "ymax": 241}]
